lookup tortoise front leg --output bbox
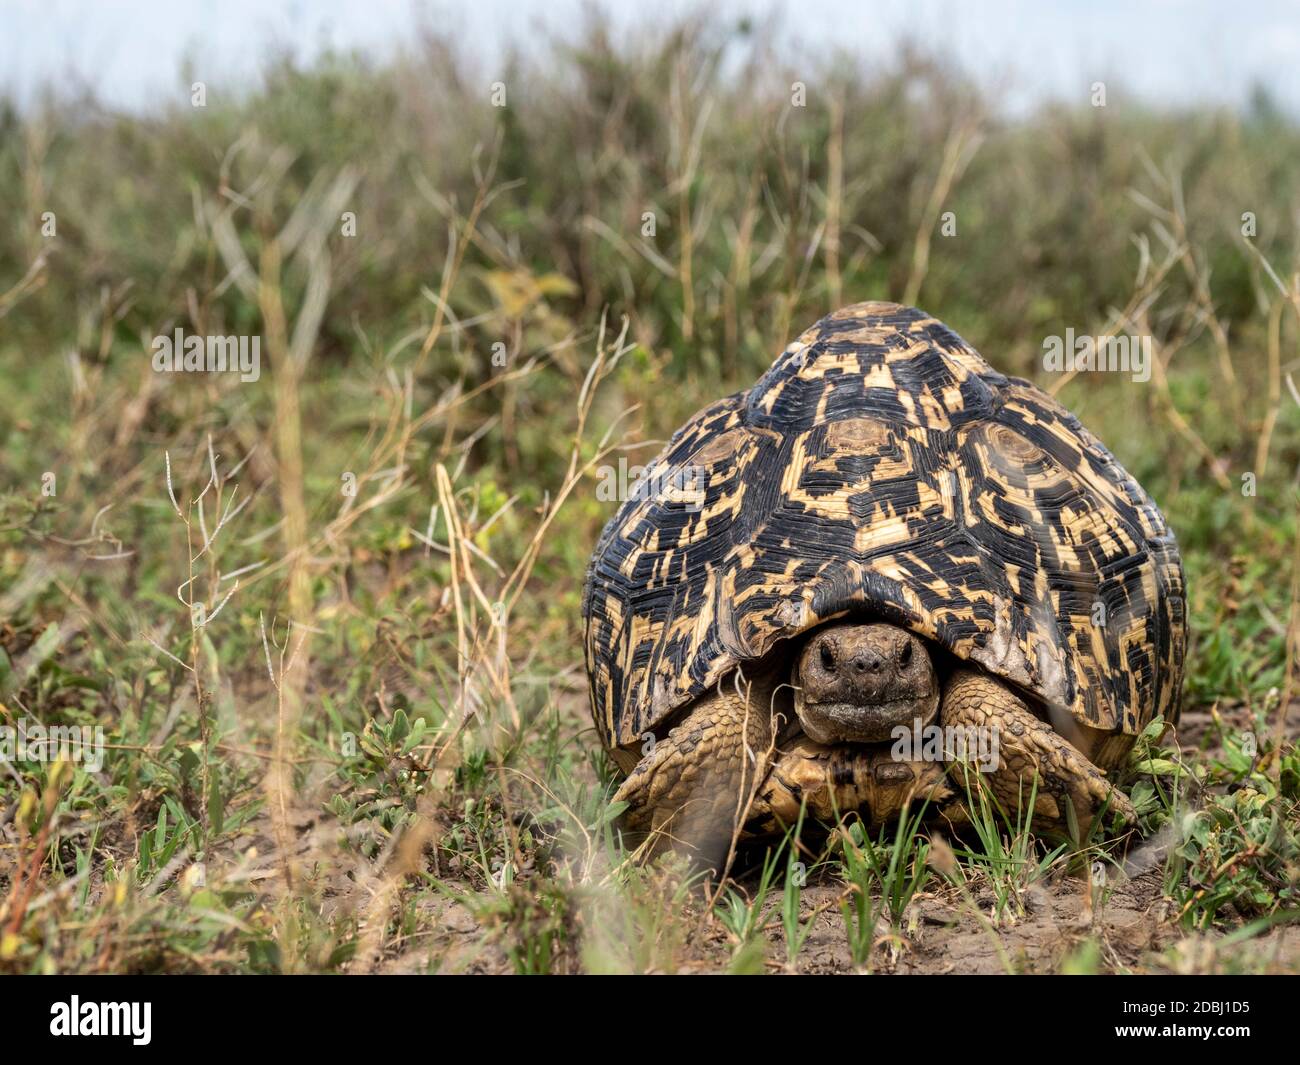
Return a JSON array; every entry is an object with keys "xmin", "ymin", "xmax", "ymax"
[
  {"xmin": 746, "ymin": 736, "xmax": 952, "ymax": 836},
  {"xmin": 939, "ymin": 669, "xmax": 1136, "ymax": 833},
  {"xmin": 614, "ymin": 673, "xmax": 774, "ymax": 866}
]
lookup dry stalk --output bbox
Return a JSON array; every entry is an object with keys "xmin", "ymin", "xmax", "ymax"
[
  {"xmin": 903, "ymin": 117, "xmax": 983, "ymax": 307},
  {"xmin": 351, "ymin": 313, "xmax": 636, "ymax": 966}
]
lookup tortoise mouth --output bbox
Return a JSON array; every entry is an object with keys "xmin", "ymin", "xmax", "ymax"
[{"xmin": 796, "ymin": 693, "xmax": 938, "ymax": 745}]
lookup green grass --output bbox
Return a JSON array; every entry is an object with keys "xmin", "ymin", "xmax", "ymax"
[
  {"xmin": 944, "ymin": 769, "xmax": 1067, "ymax": 926},
  {"xmin": 1, "ymin": 14, "xmax": 1298, "ymax": 973}
]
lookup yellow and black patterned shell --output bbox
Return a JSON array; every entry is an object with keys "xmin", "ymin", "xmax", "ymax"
[{"xmin": 583, "ymin": 302, "xmax": 1185, "ymax": 751}]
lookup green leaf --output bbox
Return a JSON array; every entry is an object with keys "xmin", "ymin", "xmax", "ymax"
[
  {"xmin": 208, "ymin": 774, "xmax": 224, "ymax": 837},
  {"xmin": 399, "ymin": 718, "xmax": 427, "ymax": 755},
  {"xmin": 1137, "ymin": 758, "xmax": 1182, "ymax": 777},
  {"xmin": 593, "ymin": 800, "xmax": 628, "ymax": 828},
  {"xmin": 178, "ymin": 743, "xmax": 202, "ymax": 781}
]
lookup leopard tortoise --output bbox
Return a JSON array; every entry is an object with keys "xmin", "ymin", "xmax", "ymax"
[{"xmin": 583, "ymin": 301, "xmax": 1185, "ymax": 864}]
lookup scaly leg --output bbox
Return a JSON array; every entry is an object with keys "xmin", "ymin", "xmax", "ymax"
[
  {"xmin": 939, "ymin": 669, "xmax": 1135, "ymax": 832},
  {"xmin": 614, "ymin": 673, "xmax": 773, "ymax": 866}
]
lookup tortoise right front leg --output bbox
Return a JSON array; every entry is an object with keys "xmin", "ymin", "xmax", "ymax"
[{"xmin": 614, "ymin": 675, "xmax": 773, "ymax": 865}]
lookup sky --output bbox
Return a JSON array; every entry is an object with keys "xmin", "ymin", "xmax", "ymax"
[{"xmin": 3, "ymin": 0, "xmax": 1299, "ymax": 117}]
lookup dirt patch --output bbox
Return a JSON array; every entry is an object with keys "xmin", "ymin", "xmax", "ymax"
[{"xmin": 356, "ymin": 857, "xmax": 1300, "ymax": 974}]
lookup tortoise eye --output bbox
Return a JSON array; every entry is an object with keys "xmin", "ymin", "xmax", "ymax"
[
  {"xmin": 819, "ymin": 642, "xmax": 836, "ymax": 671},
  {"xmin": 898, "ymin": 640, "xmax": 913, "ymax": 666}
]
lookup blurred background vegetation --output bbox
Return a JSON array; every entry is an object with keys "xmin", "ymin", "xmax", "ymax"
[{"xmin": 0, "ymin": 16, "xmax": 1297, "ymax": 972}]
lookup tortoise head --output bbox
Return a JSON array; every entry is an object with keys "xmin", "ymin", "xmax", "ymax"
[{"xmin": 793, "ymin": 622, "xmax": 939, "ymax": 744}]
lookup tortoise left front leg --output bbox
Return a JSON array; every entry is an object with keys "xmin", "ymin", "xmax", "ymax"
[{"xmin": 939, "ymin": 669, "xmax": 1135, "ymax": 832}]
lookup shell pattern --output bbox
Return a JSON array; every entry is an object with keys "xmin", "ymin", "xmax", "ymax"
[{"xmin": 583, "ymin": 302, "xmax": 1186, "ymax": 751}]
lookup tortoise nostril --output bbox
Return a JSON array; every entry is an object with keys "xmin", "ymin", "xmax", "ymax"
[
  {"xmin": 819, "ymin": 640, "xmax": 836, "ymax": 672},
  {"xmin": 852, "ymin": 650, "xmax": 884, "ymax": 673}
]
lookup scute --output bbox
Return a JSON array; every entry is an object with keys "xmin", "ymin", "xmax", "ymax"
[{"xmin": 583, "ymin": 302, "xmax": 1186, "ymax": 751}]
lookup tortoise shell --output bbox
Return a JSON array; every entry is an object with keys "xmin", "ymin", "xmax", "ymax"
[{"xmin": 583, "ymin": 302, "xmax": 1185, "ymax": 752}]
